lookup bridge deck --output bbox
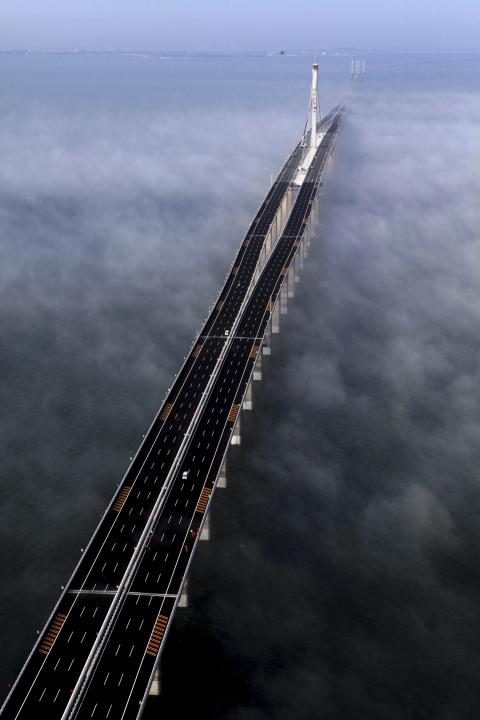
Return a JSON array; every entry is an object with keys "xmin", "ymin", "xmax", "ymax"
[{"xmin": 1, "ymin": 111, "xmax": 344, "ymax": 720}]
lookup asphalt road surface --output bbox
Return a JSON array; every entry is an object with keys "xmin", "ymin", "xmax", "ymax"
[{"xmin": 1, "ymin": 110, "xmax": 343, "ymax": 720}]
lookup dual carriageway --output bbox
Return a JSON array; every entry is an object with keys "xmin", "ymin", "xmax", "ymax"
[{"xmin": 2, "ymin": 104, "xmax": 346, "ymax": 719}]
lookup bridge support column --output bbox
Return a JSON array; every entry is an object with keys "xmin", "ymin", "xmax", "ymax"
[
  {"xmin": 309, "ymin": 197, "xmax": 315, "ymax": 227},
  {"xmin": 281, "ymin": 195, "xmax": 287, "ymax": 228},
  {"xmin": 243, "ymin": 381, "xmax": 253, "ymax": 410},
  {"xmin": 289, "ymin": 185, "xmax": 299, "ymax": 213},
  {"xmin": 263, "ymin": 322, "xmax": 272, "ymax": 355},
  {"xmin": 218, "ymin": 459, "xmax": 227, "ymax": 488},
  {"xmin": 312, "ymin": 204, "xmax": 317, "ymax": 232},
  {"xmin": 273, "ymin": 212, "xmax": 279, "ymax": 244},
  {"xmin": 280, "ymin": 280, "xmax": 288, "ymax": 315},
  {"xmin": 310, "ymin": 200, "xmax": 315, "ymax": 229},
  {"xmin": 271, "ymin": 223, "xmax": 276, "ymax": 253},
  {"xmin": 299, "ymin": 237, "xmax": 305, "ymax": 270},
  {"xmin": 149, "ymin": 667, "xmax": 161, "ymax": 696},
  {"xmin": 271, "ymin": 216, "xmax": 277, "ymax": 246},
  {"xmin": 179, "ymin": 576, "xmax": 189, "ymax": 607},
  {"xmin": 288, "ymin": 266, "xmax": 295, "ymax": 298},
  {"xmin": 303, "ymin": 225, "xmax": 310, "ymax": 258},
  {"xmin": 314, "ymin": 193, "xmax": 321, "ymax": 226},
  {"xmin": 253, "ymin": 351, "xmax": 262, "ymax": 380},
  {"xmin": 200, "ymin": 511, "xmax": 210, "ymax": 540},
  {"xmin": 272, "ymin": 300, "xmax": 280, "ymax": 334},
  {"xmin": 295, "ymin": 250, "xmax": 301, "ymax": 282},
  {"xmin": 280, "ymin": 196, "xmax": 288, "ymax": 236},
  {"xmin": 231, "ymin": 414, "xmax": 241, "ymax": 444},
  {"xmin": 306, "ymin": 211, "xmax": 313, "ymax": 248}
]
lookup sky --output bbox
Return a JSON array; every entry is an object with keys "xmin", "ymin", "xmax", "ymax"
[{"xmin": 1, "ymin": 0, "xmax": 480, "ymax": 52}]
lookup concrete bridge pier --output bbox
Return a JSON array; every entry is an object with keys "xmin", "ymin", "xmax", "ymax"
[
  {"xmin": 218, "ymin": 459, "xmax": 227, "ymax": 488},
  {"xmin": 278, "ymin": 200, "xmax": 283, "ymax": 231},
  {"xmin": 243, "ymin": 381, "xmax": 253, "ymax": 410},
  {"xmin": 279, "ymin": 194, "xmax": 287, "ymax": 232},
  {"xmin": 253, "ymin": 349, "xmax": 262, "ymax": 380},
  {"xmin": 294, "ymin": 251, "xmax": 301, "ymax": 283},
  {"xmin": 304, "ymin": 229, "xmax": 310, "ymax": 258},
  {"xmin": 263, "ymin": 321, "xmax": 272, "ymax": 355},
  {"xmin": 306, "ymin": 210, "xmax": 318, "ymax": 246},
  {"xmin": 306, "ymin": 217, "xmax": 313, "ymax": 251},
  {"xmin": 299, "ymin": 235, "xmax": 305, "ymax": 270},
  {"xmin": 283, "ymin": 190, "xmax": 292, "ymax": 229},
  {"xmin": 311, "ymin": 197, "xmax": 320, "ymax": 231},
  {"xmin": 231, "ymin": 413, "xmax": 241, "ymax": 445},
  {"xmin": 288, "ymin": 266, "xmax": 295, "ymax": 298},
  {"xmin": 149, "ymin": 666, "xmax": 161, "ymax": 696},
  {"xmin": 265, "ymin": 228, "xmax": 273, "ymax": 259},
  {"xmin": 289, "ymin": 185, "xmax": 297, "ymax": 211},
  {"xmin": 280, "ymin": 280, "xmax": 288, "ymax": 315},
  {"xmin": 272, "ymin": 301, "xmax": 280, "ymax": 334},
  {"xmin": 290, "ymin": 185, "xmax": 299, "ymax": 212},
  {"xmin": 254, "ymin": 260, "xmax": 261, "ymax": 285},
  {"xmin": 274, "ymin": 209, "xmax": 280, "ymax": 243},
  {"xmin": 258, "ymin": 224, "xmax": 276, "ymax": 277},
  {"xmin": 314, "ymin": 194, "xmax": 319, "ymax": 226},
  {"xmin": 259, "ymin": 242, "xmax": 265, "ymax": 273},
  {"xmin": 200, "ymin": 511, "xmax": 210, "ymax": 540},
  {"xmin": 302, "ymin": 215, "xmax": 315, "ymax": 242},
  {"xmin": 310, "ymin": 196, "xmax": 316, "ymax": 227},
  {"xmin": 306, "ymin": 220, "xmax": 312, "ymax": 257},
  {"xmin": 179, "ymin": 576, "xmax": 189, "ymax": 607},
  {"xmin": 286, "ymin": 188, "xmax": 292, "ymax": 216}
]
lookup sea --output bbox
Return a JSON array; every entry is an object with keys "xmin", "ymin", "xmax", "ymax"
[{"xmin": 1, "ymin": 50, "xmax": 480, "ymax": 719}]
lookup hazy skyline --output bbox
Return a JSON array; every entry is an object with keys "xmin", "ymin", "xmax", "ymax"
[{"xmin": 2, "ymin": 0, "xmax": 480, "ymax": 52}]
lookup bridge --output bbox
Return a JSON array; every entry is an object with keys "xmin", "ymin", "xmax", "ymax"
[{"xmin": 1, "ymin": 63, "xmax": 357, "ymax": 719}]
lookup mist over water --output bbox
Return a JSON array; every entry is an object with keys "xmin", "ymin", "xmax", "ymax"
[{"xmin": 2, "ymin": 52, "xmax": 480, "ymax": 718}]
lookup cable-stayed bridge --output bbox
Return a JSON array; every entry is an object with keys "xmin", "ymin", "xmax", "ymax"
[{"xmin": 2, "ymin": 64, "xmax": 356, "ymax": 720}]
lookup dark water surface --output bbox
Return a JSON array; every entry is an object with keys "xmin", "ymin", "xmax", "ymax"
[{"xmin": 1, "ymin": 52, "xmax": 480, "ymax": 719}]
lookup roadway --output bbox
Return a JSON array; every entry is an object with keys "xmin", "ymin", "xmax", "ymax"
[
  {"xmin": 61, "ymin": 110, "xmax": 345, "ymax": 719},
  {"xmin": 1, "ymin": 112, "xmax": 339, "ymax": 720}
]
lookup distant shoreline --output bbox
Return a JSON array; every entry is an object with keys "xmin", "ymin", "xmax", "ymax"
[{"xmin": 1, "ymin": 48, "xmax": 479, "ymax": 58}]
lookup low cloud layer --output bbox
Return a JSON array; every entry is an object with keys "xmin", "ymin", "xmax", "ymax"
[
  {"xmin": 153, "ymin": 62, "xmax": 480, "ymax": 719},
  {"xmin": 0, "ymin": 54, "xmax": 345, "ymax": 698},
  {"xmin": 2, "ymin": 54, "xmax": 480, "ymax": 719}
]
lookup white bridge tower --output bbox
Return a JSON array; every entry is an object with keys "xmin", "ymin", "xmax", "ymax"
[
  {"xmin": 309, "ymin": 63, "xmax": 319, "ymax": 152},
  {"xmin": 293, "ymin": 63, "xmax": 324, "ymax": 186}
]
